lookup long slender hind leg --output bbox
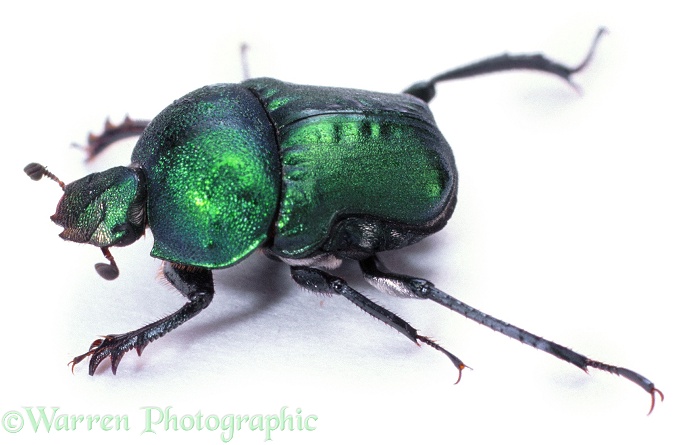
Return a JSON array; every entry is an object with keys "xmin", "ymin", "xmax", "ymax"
[
  {"xmin": 359, "ymin": 255, "xmax": 663, "ymax": 414},
  {"xmin": 290, "ymin": 265, "xmax": 467, "ymax": 382},
  {"xmin": 405, "ymin": 28, "xmax": 606, "ymax": 102}
]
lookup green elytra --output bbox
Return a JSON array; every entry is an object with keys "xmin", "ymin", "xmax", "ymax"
[{"xmin": 246, "ymin": 78, "xmax": 455, "ymax": 260}]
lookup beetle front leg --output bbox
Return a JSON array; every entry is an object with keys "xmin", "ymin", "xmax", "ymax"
[
  {"xmin": 359, "ymin": 255, "xmax": 663, "ymax": 414},
  {"xmin": 290, "ymin": 265, "xmax": 467, "ymax": 382},
  {"xmin": 70, "ymin": 262, "xmax": 214, "ymax": 375}
]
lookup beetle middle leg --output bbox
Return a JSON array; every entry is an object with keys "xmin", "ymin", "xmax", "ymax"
[
  {"xmin": 80, "ymin": 116, "xmax": 151, "ymax": 160},
  {"xmin": 70, "ymin": 263, "xmax": 214, "ymax": 375},
  {"xmin": 359, "ymin": 255, "xmax": 664, "ymax": 414},
  {"xmin": 290, "ymin": 265, "xmax": 467, "ymax": 381},
  {"xmin": 82, "ymin": 45, "xmax": 252, "ymax": 160}
]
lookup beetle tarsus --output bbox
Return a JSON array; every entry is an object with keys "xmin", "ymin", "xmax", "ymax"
[
  {"xmin": 648, "ymin": 388, "xmax": 665, "ymax": 416},
  {"xmin": 417, "ymin": 335, "xmax": 467, "ymax": 384},
  {"xmin": 569, "ymin": 28, "xmax": 608, "ymax": 76},
  {"xmin": 69, "ymin": 334, "xmax": 142, "ymax": 375},
  {"xmin": 585, "ymin": 358, "xmax": 663, "ymax": 415}
]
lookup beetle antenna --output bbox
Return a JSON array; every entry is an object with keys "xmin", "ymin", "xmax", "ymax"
[
  {"xmin": 95, "ymin": 247, "xmax": 120, "ymax": 280},
  {"xmin": 24, "ymin": 163, "xmax": 66, "ymax": 191}
]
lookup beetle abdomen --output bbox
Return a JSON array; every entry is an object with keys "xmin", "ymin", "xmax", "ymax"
[
  {"xmin": 131, "ymin": 84, "xmax": 281, "ymax": 268},
  {"xmin": 245, "ymin": 78, "xmax": 457, "ymax": 259}
]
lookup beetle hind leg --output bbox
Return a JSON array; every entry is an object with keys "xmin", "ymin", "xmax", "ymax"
[
  {"xmin": 404, "ymin": 27, "xmax": 606, "ymax": 102},
  {"xmin": 359, "ymin": 255, "xmax": 662, "ymax": 413},
  {"xmin": 70, "ymin": 263, "xmax": 214, "ymax": 375},
  {"xmin": 290, "ymin": 265, "xmax": 467, "ymax": 381}
]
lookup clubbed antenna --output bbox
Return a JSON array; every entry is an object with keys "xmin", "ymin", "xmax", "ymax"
[
  {"xmin": 95, "ymin": 247, "xmax": 120, "ymax": 280},
  {"xmin": 24, "ymin": 163, "xmax": 66, "ymax": 191}
]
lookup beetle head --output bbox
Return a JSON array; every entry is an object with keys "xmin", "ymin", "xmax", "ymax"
[
  {"xmin": 51, "ymin": 166, "xmax": 146, "ymax": 247},
  {"xmin": 25, "ymin": 163, "xmax": 146, "ymax": 280}
]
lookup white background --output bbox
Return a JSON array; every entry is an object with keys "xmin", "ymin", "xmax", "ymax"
[{"xmin": 2, "ymin": 1, "xmax": 686, "ymax": 443}]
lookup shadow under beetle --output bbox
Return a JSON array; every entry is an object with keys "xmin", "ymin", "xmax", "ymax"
[{"xmin": 25, "ymin": 28, "xmax": 663, "ymax": 413}]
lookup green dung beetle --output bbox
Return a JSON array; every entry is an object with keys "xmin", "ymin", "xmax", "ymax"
[{"xmin": 25, "ymin": 28, "xmax": 663, "ymax": 413}]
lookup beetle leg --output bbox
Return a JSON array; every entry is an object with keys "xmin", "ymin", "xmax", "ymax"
[
  {"xmin": 240, "ymin": 42, "xmax": 251, "ymax": 80},
  {"xmin": 404, "ymin": 27, "xmax": 606, "ymax": 102},
  {"xmin": 359, "ymin": 255, "xmax": 663, "ymax": 414},
  {"xmin": 78, "ymin": 115, "xmax": 150, "ymax": 161},
  {"xmin": 290, "ymin": 265, "xmax": 467, "ymax": 382},
  {"xmin": 70, "ymin": 262, "xmax": 214, "ymax": 375}
]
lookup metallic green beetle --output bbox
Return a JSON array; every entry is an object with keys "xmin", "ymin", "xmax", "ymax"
[{"xmin": 25, "ymin": 29, "xmax": 662, "ymax": 413}]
